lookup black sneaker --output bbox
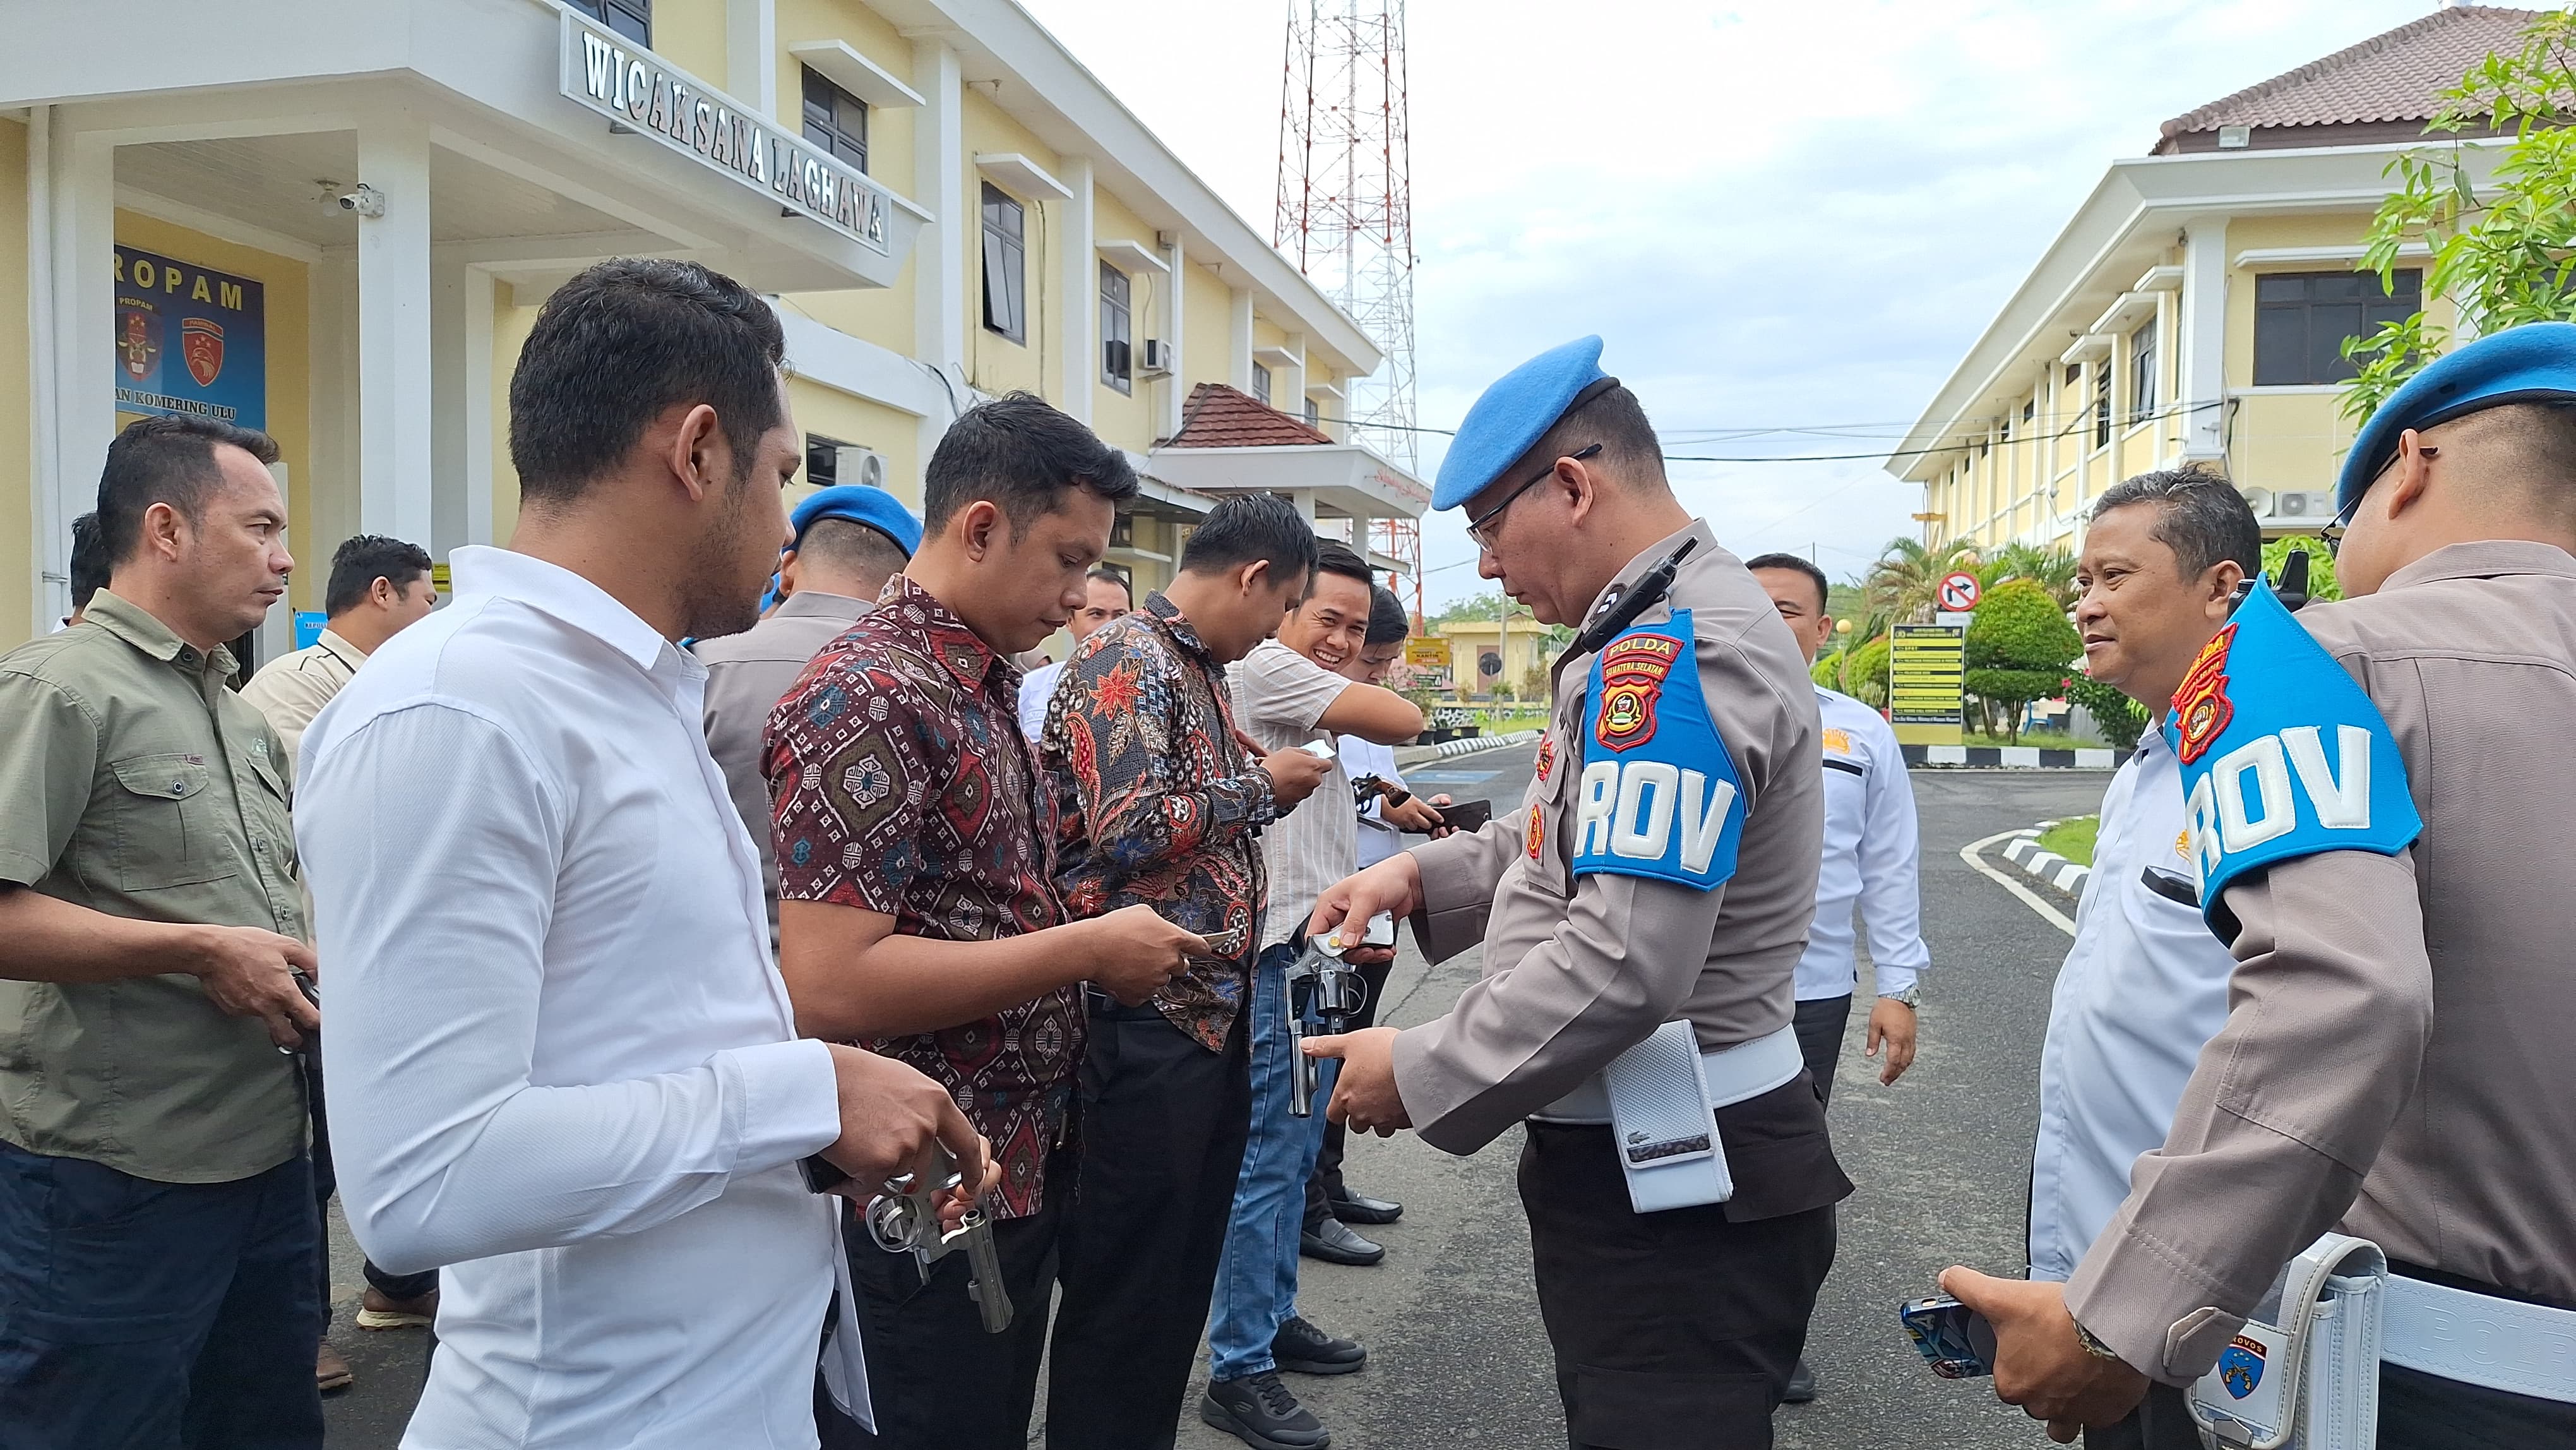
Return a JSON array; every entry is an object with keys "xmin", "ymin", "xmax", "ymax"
[
  {"xmin": 1273, "ymin": 1314, "xmax": 1368, "ymax": 1375},
  {"xmin": 1201, "ymin": 1370, "xmax": 1332, "ymax": 1449},
  {"xmin": 1782, "ymin": 1357, "xmax": 1817, "ymax": 1404}
]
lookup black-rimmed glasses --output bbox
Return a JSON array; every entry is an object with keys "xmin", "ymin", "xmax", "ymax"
[{"xmin": 1466, "ymin": 443, "xmax": 1602, "ymax": 550}]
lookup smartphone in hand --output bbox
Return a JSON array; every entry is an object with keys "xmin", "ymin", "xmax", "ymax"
[{"xmin": 1899, "ymin": 1295, "xmax": 1998, "ymax": 1379}]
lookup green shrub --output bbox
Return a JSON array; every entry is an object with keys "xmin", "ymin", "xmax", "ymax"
[
  {"xmin": 1842, "ymin": 634, "xmax": 1892, "ymax": 710},
  {"xmin": 2061, "ymin": 669, "xmax": 2149, "ymax": 750},
  {"xmin": 1965, "ymin": 579, "xmax": 2080, "ymax": 743},
  {"xmin": 1810, "ymin": 653, "xmax": 1842, "ymax": 690},
  {"xmin": 2262, "ymin": 536, "xmax": 2341, "ymax": 603}
]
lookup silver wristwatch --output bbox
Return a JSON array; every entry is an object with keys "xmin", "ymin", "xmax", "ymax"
[{"xmin": 1880, "ymin": 984, "xmax": 1921, "ymax": 1008}]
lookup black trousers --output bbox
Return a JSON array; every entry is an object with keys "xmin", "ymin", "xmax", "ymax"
[
  {"xmin": 834, "ymin": 1159, "xmax": 1068, "ymax": 1450},
  {"xmin": 2082, "ymin": 1383, "xmax": 2200, "ymax": 1450},
  {"xmin": 1519, "ymin": 1082, "xmax": 1845, "ymax": 1450},
  {"xmin": 1303, "ymin": 955, "xmax": 1395, "ymax": 1227},
  {"xmin": 2379, "ymin": 1361, "xmax": 2576, "ymax": 1447},
  {"xmin": 1789, "ymin": 995, "xmax": 1851, "ymax": 1110},
  {"xmin": 1046, "ymin": 1002, "xmax": 1251, "ymax": 1450}
]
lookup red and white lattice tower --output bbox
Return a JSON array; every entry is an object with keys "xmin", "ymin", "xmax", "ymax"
[{"xmin": 1275, "ymin": 0, "xmax": 1423, "ymax": 618}]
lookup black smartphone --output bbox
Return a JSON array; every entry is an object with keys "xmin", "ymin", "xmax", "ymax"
[
  {"xmin": 1434, "ymin": 798, "xmax": 1493, "ymax": 834},
  {"xmin": 1899, "ymin": 1295, "xmax": 1998, "ymax": 1379}
]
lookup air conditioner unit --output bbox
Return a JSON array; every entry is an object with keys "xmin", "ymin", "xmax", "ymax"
[
  {"xmin": 2242, "ymin": 488, "xmax": 2332, "ymax": 527},
  {"xmin": 1137, "ymin": 339, "xmax": 1174, "ymax": 376}
]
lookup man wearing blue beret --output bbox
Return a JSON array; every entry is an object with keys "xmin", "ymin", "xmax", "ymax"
[
  {"xmin": 1303, "ymin": 337, "xmax": 1852, "ymax": 1447},
  {"xmin": 1951, "ymin": 321, "xmax": 2576, "ymax": 1447},
  {"xmin": 697, "ymin": 482, "xmax": 922, "ymax": 947}
]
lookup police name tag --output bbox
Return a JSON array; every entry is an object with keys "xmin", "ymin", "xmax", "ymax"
[
  {"xmin": 1571, "ymin": 612, "xmax": 1744, "ymax": 891},
  {"xmin": 2164, "ymin": 578, "xmax": 2419, "ymax": 930}
]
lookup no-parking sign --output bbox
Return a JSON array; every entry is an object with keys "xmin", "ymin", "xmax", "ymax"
[{"xmin": 1937, "ymin": 571, "xmax": 1981, "ymax": 613}]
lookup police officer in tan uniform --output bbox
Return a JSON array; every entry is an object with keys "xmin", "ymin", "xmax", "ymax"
[
  {"xmin": 1306, "ymin": 337, "xmax": 1850, "ymax": 1449},
  {"xmin": 1950, "ymin": 323, "xmax": 2576, "ymax": 1446}
]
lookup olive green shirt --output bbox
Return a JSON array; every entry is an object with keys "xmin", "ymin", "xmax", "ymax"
[{"xmin": 0, "ymin": 589, "xmax": 308, "ymax": 1182}]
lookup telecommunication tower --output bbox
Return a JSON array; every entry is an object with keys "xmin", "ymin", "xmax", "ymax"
[{"xmin": 1275, "ymin": 0, "xmax": 1423, "ymax": 616}]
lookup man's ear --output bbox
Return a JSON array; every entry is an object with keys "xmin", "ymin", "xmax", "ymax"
[
  {"xmin": 1237, "ymin": 558, "xmax": 1272, "ymax": 599},
  {"xmin": 2386, "ymin": 429, "xmax": 2436, "ymax": 518},
  {"xmin": 371, "ymin": 575, "xmax": 397, "ymax": 609},
  {"xmin": 957, "ymin": 500, "xmax": 1003, "ymax": 561},
  {"xmin": 1560, "ymin": 455, "xmax": 1601, "ymax": 528},
  {"xmin": 2204, "ymin": 560, "xmax": 2247, "ymax": 614},
  {"xmin": 665, "ymin": 404, "xmax": 725, "ymax": 503},
  {"xmin": 142, "ymin": 500, "xmax": 187, "ymax": 562}
]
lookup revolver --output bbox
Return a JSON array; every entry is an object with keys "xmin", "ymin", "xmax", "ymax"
[
  {"xmin": 863, "ymin": 1143, "xmax": 1013, "ymax": 1334},
  {"xmin": 1285, "ymin": 934, "xmax": 1371, "ymax": 1118}
]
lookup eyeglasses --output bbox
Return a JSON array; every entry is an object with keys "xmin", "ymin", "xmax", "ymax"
[
  {"xmin": 2321, "ymin": 444, "xmax": 2436, "ymax": 558},
  {"xmin": 1466, "ymin": 443, "xmax": 1602, "ymax": 550}
]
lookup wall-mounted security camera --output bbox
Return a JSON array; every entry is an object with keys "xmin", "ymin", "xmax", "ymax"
[{"xmin": 337, "ymin": 185, "xmax": 386, "ymax": 219}]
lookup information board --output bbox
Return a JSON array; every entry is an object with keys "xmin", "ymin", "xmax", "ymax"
[{"xmin": 1889, "ymin": 623, "xmax": 1965, "ymax": 746}]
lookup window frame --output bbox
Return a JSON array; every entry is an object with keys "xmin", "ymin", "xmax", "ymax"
[
  {"xmin": 981, "ymin": 183, "xmax": 1027, "ymax": 345},
  {"xmin": 2092, "ymin": 365, "xmax": 2111, "ymax": 452},
  {"xmin": 1252, "ymin": 361, "xmax": 1272, "ymax": 406},
  {"xmin": 1099, "ymin": 261, "xmax": 1133, "ymax": 393},
  {"xmin": 2129, "ymin": 318, "xmax": 2159, "ymax": 424},
  {"xmin": 568, "ymin": 0, "xmax": 650, "ymax": 44},
  {"xmin": 800, "ymin": 67, "xmax": 869, "ymax": 173},
  {"xmin": 2252, "ymin": 268, "xmax": 2423, "ymax": 386}
]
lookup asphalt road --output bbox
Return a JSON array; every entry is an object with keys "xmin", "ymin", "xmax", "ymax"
[{"xmin": 321, "ymin": 746, "xmax": 2116, "ymax": 1450}]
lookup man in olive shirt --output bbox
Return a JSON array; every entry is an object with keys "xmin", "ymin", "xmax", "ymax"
[{"xmin": 0, "ymin": 415, "xmax": 325, "ymax": 1449}]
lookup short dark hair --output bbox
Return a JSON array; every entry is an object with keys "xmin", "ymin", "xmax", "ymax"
[
  {"xmin": 68, "ymin": 513, "xmax": 108, "ymax": 611},
  {"xmin": 1311, "ymin": 540, "xmax": 1374, "ymax": 593},
  {"xmin": 1178, "ymin": 493, "xmax": 1318, "ymax": 585},
  {"xmin": 507, "ymin": 258, "xmax": 787, "ymax": 506},
  {"xmin": 1086, "ymin": 566, "xmax": 1134, "ymax": 601},
  {"xmin": 2090, "ymin": 469, "xmax": 2262, "ymax": 580},
  {"xmin": 794, "ymin": 516, "xmax": 910, "ymax": 588},
  {"xmin": 96, "ymin": 414, "xmax": 282, "ymax": 565},
  {"xmin": 1364, "ymin": 585, "xmax": 1410, "ymax": 646},
  {"xmin": 2429, "ymin": 399, "xmax": 2576, "ymax": 521},
  {"xmin": 1511, "ymin": 381, "xmax": 1667, "ymax": 494},
  {"xmin": 325, "ymin": 535, "xmax": 434, "ymax": 616},
  {"xmin": 922, "ymin": 392, "xmax": 1140, "ymax": 534},
  {"xmin": 1743, "ymin": 552, "xmax": 1830, "ymax": 613}
]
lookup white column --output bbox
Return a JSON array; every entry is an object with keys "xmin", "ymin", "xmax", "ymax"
[
  {"xmin": 1228, "ymin": 287, "xmax": 1254, "ymax": 392},
  {"xmin": 2180, "ymin": 217, "xmax": 2227, "ymax": 464},
  {"xmin": 306, "ymin": 251, "xmax": 360, "ymax": 562},
  {"xmin": 912, "ymin": 37, "xmax": 965, "ymax": 466},
  {"xmin": 356, "ymin": 123, "xmax": 434, "ymax": 545},
  {"xmin": 1291, "ymin": 489, "xmax": 1316, "ymax": 522},
  {"xmin": 725, "ymin": 0, "xmax": 777, "ymax": 119},
  {"xmin": 429, "ymin": 257, "xmax": 498, "ymax": 555},
  {"xmin": 42, "ymin": 117, "xmax": 116, "ymax": 633},
  {"xmin": 1055, "ymin": 156, "xmax": 1095, "ymax": 424},
  {"xmin": 462, "ymin": 267, "xmax": 496, "ymax": 545},
  {"xmin": 1159, "ymin": 232, "xmax": 1187, "ymax": 438}
]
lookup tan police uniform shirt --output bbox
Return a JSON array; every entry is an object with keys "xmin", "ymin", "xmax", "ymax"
[
  {"xmin": 2065, "ymin": 541, "xmax": 2576, "ymax": 1383},
  {"xmin": 694, "ymin": 590, "xmax": 874, "ymax": 947},
  {"xmin": 1390, "ymin": 522, "xmax": 1847, "ymax": 1220},
  {"xmin": 237, "ymin": 626, "xmax": 367, "ymax": 770},
  {"xmin": 0, "ymin": 590, "xmax": 307, "ymax": 1183}
]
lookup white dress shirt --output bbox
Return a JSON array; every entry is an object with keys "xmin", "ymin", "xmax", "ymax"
[
  {"xmin": 1794, "ymin": 687, "xmax": 1930, "ymax": 1002},
  {"xmin": 1017, "ymin": 658, "xmax": 1064, "ymax": 741},
  {"xmin": 1338, "ymin": 733, "xmax": 1407, "ymax": 869},
  {"xmin": 296, "ymin": 546, "xmax": 861, "ymax": 1449},
  {"xmin": 2026, "ymin": 724, "xmax": 2237, "ymax": 1281}
]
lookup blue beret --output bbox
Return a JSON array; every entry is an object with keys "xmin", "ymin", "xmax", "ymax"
[
  {"xmin": 790, "ymin": 484, "xmax": 922, "ymax": 557},
  {"xmin": 2337, "ymin": 321, "xmax": 2576, "ymax": 517},
  {"xmin": 1433, "ymin": 335, "xmax": 1617, "ymax": 511}
]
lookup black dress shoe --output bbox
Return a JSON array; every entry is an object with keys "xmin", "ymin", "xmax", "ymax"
[
  {"xmin": 1299, "ymin": 1217, "xmax": 1385, "ymax": 1266},
  {"xmin": 1782, "ymin": 1357, "xmax": 1817, "ymax": 1404},
  {"xmin": 1272, "ymin": 1314, "xmax": 1368, "ymax": 1375},
  {"xmin": 1327, "ymin": 1189, "xmax": 1402, "ymax": 1225},
  {"xmin": 1202, "ymin": 1370, "xmax": 1332, "ymax": 1449}
]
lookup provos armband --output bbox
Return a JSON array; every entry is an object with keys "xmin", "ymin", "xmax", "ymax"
[
  {"xmin": 1570, "ymin": 611, "xmax": 1744, "ymax": 892},
  {"xmin": 2166, "ymin": 577, "xmax": 2421, "ymax": 927}
]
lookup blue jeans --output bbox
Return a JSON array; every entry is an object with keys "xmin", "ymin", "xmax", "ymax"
[
  {"xmin": 0, "ymin": 1142, "xmax": 325, "ymax": 1450},
  {"xmin": 1207, "ymin": 944, "xmax": 1338, "ymax": 1382}
]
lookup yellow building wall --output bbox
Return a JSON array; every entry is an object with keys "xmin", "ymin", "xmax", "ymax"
[
  {"xmin": 785, "ymin": 377, "xmax": 922, "ymax": 510},
  {"xmin": 110, "ymin": 210, "xmax": 314, "ymax": 609},
  {"xmin": 489, "ymin": 284, "xmax": 542, "ymax": 544},
  {"xmin": 651, "ymin": 0, "xmax": 729, "ymax": 89},
  {"xmin": 0, "ymin": 120, "xmax": 30, "ymax": 649},
  {"xmin": 961, "ymin": 95, "xmax": 1062, "ymax": 402},
  {"xmin": 770, "ymin": 0, "xmax": 920, "ymax": 355},
  {"xmin": 1091, "ymin": 188, "xmax": 1161, "ymax": 451},
  {"xmin": 1183, "ymin": 263, "xmax": 1232, "ymax": 395}
]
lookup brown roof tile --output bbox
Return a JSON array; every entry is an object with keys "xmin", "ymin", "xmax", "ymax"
[
  {"xmin": 1160, "ymin": 382, "xmax": 1336, "ymax": 448},
  {"xmin": 2156, "ymin": 5, "xmax": 2539, "ymax": 151}
]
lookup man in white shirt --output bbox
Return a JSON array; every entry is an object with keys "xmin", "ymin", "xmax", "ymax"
[
  {"xmin": 2013, "ymin": 472, "xmax": 2262, "ymax": 1450},
  {"xmin": 1746, "ymin": 553, "xmax": 1931, "ymax": 1405},
  {"xmin": 295, "ymin": 259, "xmax": 987, "ymax": 1450},
  {"xmin": 1017, "ymin": 568, "xmax": 1131, "ymax": 739},
  {"xmin": 1205, "ymin": 543, "xmax": 1424, "ymax": 1450}
]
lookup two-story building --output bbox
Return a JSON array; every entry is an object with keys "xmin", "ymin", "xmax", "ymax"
[
  {"xmin": 0, "ymin": 0, "xmax": 1422, "ymax": 657},
  {"xmin": 1893, "ymin": 4, "xmax": 2522, "ymax": 553}
]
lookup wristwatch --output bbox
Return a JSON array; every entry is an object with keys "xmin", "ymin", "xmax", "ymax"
[{"xmin": 1880, "ymin": 984, "xmax": 1921, "ymax": 1009}]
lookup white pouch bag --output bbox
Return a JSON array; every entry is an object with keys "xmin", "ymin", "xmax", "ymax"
[
  {"xmin": 2187, "ymin": 1233, "xmax": 2386, "ymax": 1449},
  {"xmin": 1600, "ymin": 1019, "xmax": 1730, "ymax": 1213}
]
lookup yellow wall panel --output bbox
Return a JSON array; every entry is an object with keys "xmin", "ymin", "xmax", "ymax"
[
  {"xmin": 0, "ymin": 121, "xmax": 30, "ymax": 649},
  {"xmin": 961, "ymin": 95, "xmax": 1063, "ymax": 402},
  {"xmin": 772, "ymin": 0, "xmax": 915, "ymax": 195},
  {"xmin": 785, "ymin": 378, "xmax": 922, "ymax": 510},
  {"xmin": 1183, "ymin": 264, "xmax": 1232, "ymax": 393},
  {"xmin": 490, "ymin": 284, "xmax": 541, "ymax": 544},
  {"xmin": 652, "ymin": 0, "xmax": 729, "ymax": 87}
]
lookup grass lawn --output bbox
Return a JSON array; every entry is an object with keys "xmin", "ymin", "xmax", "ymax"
[{"xmin": 2036, "ymin": 815, "xmax": 2099, "ymax": 867}]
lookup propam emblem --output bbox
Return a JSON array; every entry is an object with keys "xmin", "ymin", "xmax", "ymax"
[
  {"xmin": 1526, "ymin": 801, "xmax": 1545, "ymax": 860},
  {"xmin": 2217, "ymin": 1336, "xmax": 2267, "ymax": 1399},
  {"xmin": 1534, "ymin": 734, "xmax": 1556, "ymax": 784},
  {"xmin": 2172, "ymin": 623, "xmax": 2237, "ymax": 765}
]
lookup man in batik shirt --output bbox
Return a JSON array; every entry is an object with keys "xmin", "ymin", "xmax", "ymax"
[
  {"xmin": 768, "ymin": 394, "xmax": 1205, "ymax": 1450},
  {"xmin": 1040, "ymin": 495, "xmax": 1332, "ymax": 1449}
]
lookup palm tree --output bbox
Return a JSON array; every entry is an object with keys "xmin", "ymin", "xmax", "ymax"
[
  {"xmin": 1978, "ymin": 542, "xmax": 2080, "ymax": 613},
  {"xmin": 1863, "ymin": 537, "xmax": 1982, "ymax": 623}
]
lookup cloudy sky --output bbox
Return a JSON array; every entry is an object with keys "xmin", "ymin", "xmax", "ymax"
[{"xmin": 1020, "ymin": 0, "xmax": 2441, "ymax": 606}]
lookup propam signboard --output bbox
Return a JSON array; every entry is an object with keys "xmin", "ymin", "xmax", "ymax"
[{"xmin": 1890, "ymin": 623, "xmax": 1965, "ymax": 746}]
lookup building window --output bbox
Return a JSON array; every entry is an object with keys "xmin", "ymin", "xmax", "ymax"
[
  {"xmin": 1100, "ymin": 262, "xmax": 1132, "ymax": 392},
  {"xmin": 2130, "ymin": 319, "xmax": 2159, "ymax": 423},
  {"xmin": 981, "ymin": 183, "xmax": 1025, "ymax": 345},
  {"xmin": 567, "ymin": 0, "xmax": 650, "ymax": 44},
  {"xmin": 2253, "ymin": 270, "xmax": 2422, "ymax": 386},
  {"xmin": 806, "ymin": 434, "xmax": 849, "ymax": 486},
  {"xmin": 2094, "ymin": 366, "xmax": 2111, "ymax": 450},
  {"xmin": 801, "ymin": 68, "xmax": 868, "ymax": 172},
  {"xmin": 1305, "ymin": 396, "xmax": 1321, "ymax": 426},
  {"xmin": 1252, "ymin": 362, "xmax": 1272, "ymax": 405}
]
